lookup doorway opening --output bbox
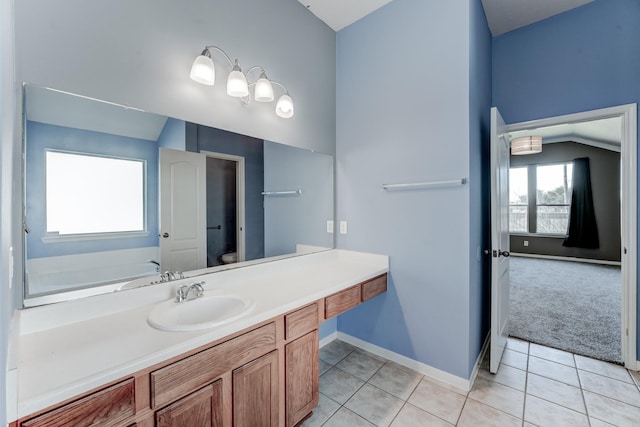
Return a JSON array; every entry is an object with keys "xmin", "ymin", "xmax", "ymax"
[
  {"xmin": 501, "ymin": 104, "xmax": 637, "ymax": 368},
  {"xmin": 507, "ymin": 118, "xmax": 622, "ymax": 362},
  {"xmin": 202, "ymin": 151, "xmax": 245, "ymax": 267}
]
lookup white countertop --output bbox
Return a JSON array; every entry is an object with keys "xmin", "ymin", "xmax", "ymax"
[{"xmin": 15, "ymin": 249, "xmax": 388, "ymax": 418}]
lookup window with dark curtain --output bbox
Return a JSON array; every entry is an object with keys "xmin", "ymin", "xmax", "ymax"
[{"xmin": 563, "ymin": 157, "xmax": 599, "ymax": 248}]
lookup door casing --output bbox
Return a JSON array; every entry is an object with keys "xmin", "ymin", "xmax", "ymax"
[{"xmin": 503, "ymin": 103, "xmax": 637, "ymax": 369}]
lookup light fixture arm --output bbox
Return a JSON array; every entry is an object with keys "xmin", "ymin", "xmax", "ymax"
[
  {"xmin": 202, "ymin": 45, "xmax": 235, "ymax": 68},
  {"xmin": 244, "ymin": 65, "xmax": 267, "ymax": 81},
  {"xmin": 270, "ymin": 80, "xmax": 289, "ymax": 95}
]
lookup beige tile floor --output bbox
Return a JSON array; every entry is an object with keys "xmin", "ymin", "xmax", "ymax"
[{"xmin": 301, "ymin": 339, "xmax": 640, "ymax": 426}]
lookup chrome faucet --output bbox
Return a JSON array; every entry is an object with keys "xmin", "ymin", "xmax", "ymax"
[
  {"xmin": 175, "ymin": 281, "xmax": 205, "ymax": 303},
  {"xmin": 160, "ymin": 271, "xmax": 185, "ymax": 283}
]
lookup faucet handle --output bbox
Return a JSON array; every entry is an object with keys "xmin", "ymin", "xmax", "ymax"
[
  {"xmin": 190, "ymin": 281, "xmax": 205, "ymax": 298},
  {"xmin": 175, "ymin": 284, "xmax": 190, "ymax": 303}
]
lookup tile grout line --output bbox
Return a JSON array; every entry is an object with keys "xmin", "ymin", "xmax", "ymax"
[
  {"xmin": 317, "ymin": 345, "xmax": 357, "ymax": 427},
  {"xmin": 574, "ymin": 353, "xmax": 593, "ymax": 427},
  {"xmin": 521, "ymin": 343, "xmax": 529, "ymax": 427},
  {"xmin": 320, "ymin": 350, "xmax": 387, "ymax": 426},
  {"xmin": 385, "ymin": 375, "xmax": 427, "ymax": 427}
]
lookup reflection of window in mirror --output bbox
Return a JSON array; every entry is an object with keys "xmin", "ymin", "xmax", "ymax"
[{"xmin": 45, "ymin": 150, "xmax": 145, "ymax": 237}]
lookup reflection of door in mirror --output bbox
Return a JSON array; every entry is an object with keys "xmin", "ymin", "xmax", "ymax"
[
  {"xmin": 205, "ymin": 152, "xmax": 245, "ymax": 267},
  {"xmin": 159, "ymin": 148, "xmax": 207, "ymax": 272}
]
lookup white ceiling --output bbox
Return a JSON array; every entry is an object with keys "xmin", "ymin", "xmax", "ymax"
[
  {"xmin": 297, "ymin": 0, "xmax": 393, "ymax": 32},
  {"xmin": 509, "ymin": 117, "xmax": 622, "ymax": 152},
  {"xmin": 298, "ymin": 0, "xmax": 594, "ymax": 35},
  {"xmin": 481, "ymin": 0, "xmax": 593, "ymax": 36}
]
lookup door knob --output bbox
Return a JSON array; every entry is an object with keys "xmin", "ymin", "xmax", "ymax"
[
  {"xmin": 491, "ymin": 249, "xmax": 510, "ymax": 257},
  {"xmin": 162, "ymin": 232, "xmax": 169, "ymax": 238}
]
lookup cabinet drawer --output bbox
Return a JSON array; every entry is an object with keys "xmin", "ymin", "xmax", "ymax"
[
  {"xmin": 285, "ymin": 303, "xmax": 318, "ymax": 340},
  {"xmin": 150, "ymin": 322, "xmax": 276, "ymax": 408},
  {"xmin": 325, "ymin": 285, "xmax": 361, "ymax": 319},
  {"xmin": 21, "ymin": 378, "xmax": 135, "ymax": 427},
  {"xmin": 361, "ymin": 274, "xmax": 387, "ymax": 302}
]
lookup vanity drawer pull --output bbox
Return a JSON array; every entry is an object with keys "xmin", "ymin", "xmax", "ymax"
[
  {"xmin": 285, "ymin": 303, "xmax": 319, "ymax": 340},
  {"xmin": 324, "ymin": 285, "xmax": 361, "ymax": 319},
  {"xmin": 21, "ymin": 378, "xmax": 135, "ymax": 427},
  {"xmin": 361, "ymin": 274, "xmax": 388, "ymax": 302}
]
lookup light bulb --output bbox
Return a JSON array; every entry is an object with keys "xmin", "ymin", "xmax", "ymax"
[
  {"xmin": 276, "ymin": 94, "xmax": 294, "ymax": 118},
  {"xmin": 254, "ymin": 72, "xmax": 274, "ymax": 102},
  {"xmin": 189, "ymin": 51, "xmax": 215, "ymax": 86},
  {"xmin": 227, "ymin": 60, "xmax": 249, "ymax": 97}
]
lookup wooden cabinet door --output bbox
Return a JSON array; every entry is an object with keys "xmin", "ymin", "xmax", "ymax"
[
  {"xmin": 155, "ymin": 380, "xmax": 222, "ymax": 427},
  {"xmin": 233, "ymin": 350, "xmax": 279, "ymax": 427},
  {"xmin": 285, "ymin": 330, "xmax": 319, "ymax": 427}
]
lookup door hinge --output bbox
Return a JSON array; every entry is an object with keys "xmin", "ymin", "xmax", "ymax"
[
  {"xmin": 624, "ymin": 247, "xmax": 628, "ymax": 254},
  {"xmin": 626, "ymin": 328, "xmax": 629, "ymax": 336}
]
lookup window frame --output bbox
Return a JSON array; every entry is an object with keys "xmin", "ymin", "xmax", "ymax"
[
  {"xmin": 509, "ymin": 161, "xmax": 574, "ymax": 237},
  {"xmin": 42, "ymin": 149, "xmax": 149, "ymax": 243}
]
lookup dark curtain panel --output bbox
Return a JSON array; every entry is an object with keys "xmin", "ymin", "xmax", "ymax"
[{"xmin": 563, "ymin": 157, "xmax": 599, "ymax": 248}]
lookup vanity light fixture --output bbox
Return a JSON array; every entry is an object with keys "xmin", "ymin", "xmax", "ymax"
[
  {"xmin": 511, "ymin": 135, "xmax": 542, "ymax": 155},
  {"xmin": 189, "ymin": 45, "xmax": 294, "ymax": 118}
]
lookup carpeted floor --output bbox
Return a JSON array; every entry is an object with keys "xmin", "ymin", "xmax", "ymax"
[{"xmin": 508, "ymin": 256, "xmax": 622, "ymax": 363}]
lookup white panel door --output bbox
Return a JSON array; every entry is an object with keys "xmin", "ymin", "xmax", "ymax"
[
  {"xmin": 159, "ymin": 148, "xmax": 207, "ymax": 272},
  {"xmin": 490, "ymin": 107, "xmax": 511, "ymax": 374}
]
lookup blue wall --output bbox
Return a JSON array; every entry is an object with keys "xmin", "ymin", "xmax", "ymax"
[
  {"xmin": 263, "ymin": 141, "xmax": 334, "ymax": 257},
  {"xmin": 157, "ymin": 117, "xmax": 185, "ymax": 150},
  {"xmin": 25, "ymin": 121, "xmax": 159, "ymax": 259},
  {"xmin": 16, "ymin": 0, "xmax": 336, "ymax": 155},
  {"xmin": 468, "ymin": 0, "xmax": 492, "ymax": 375},
  {"xmin": 335, "ymin": 0, "xmax": 486, "ymax": 379},
  {"xmin": 492, "ymin": 0, "xmax": 640, "ymax": 359}
]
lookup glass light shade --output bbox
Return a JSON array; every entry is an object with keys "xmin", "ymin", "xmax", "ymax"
[
  {"xmin": 511, "ymin": 136, "xmax": 542, "ymax": 155},
  {"xmin": 227, "ymin": 62, "xmax": 249, "ymax": 97},
  {"xmin": 189, "ymin": 55, "xmax": 215, "ymax": 86},
  {"xmin": 275, "ymin": 94, "xmax": 294, "ymax": 118},
  {"xmin": 254, "ymin": 74, "xmax": 274, "ymax": 102}
]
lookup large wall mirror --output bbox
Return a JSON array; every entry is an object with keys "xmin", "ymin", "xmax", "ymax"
[{"xmin": 23, "ymin": 84, "xmax": 334, "ymax": 307}]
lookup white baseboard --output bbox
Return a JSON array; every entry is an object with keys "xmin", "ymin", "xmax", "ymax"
[
  {"xmin": 511, "ymin": 252, "xmax": 621, "ymax": 266},
  {"xmin": 319, "ymin": 331, "xmax": 338, "ymax": 349},
  {"xmin": 334, "ymin": 332, "xmax": 473, "ymax": 392},
  {"xmin": 469, "ymin": 332, "xmax": 491, "ymax": 387}
]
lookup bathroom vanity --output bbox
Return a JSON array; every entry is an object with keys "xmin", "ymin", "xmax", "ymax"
[{"xmin": 10, "ymin": 249, "xmax": 388, "ymax": 427}]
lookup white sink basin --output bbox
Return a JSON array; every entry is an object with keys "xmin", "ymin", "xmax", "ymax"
[{"xmin": 148, "ymin": 294, "xmax": 255, "ymax": 332}]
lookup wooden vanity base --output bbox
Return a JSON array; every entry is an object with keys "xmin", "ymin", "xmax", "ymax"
[{"xmin": 14, "ymin": 273, "xmax": 387, "ymax": 427}]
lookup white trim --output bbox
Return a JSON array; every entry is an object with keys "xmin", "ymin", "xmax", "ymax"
[
  {"xmin": 335, "ymin": 332, "xmax": 472, "ymax": 392},
  {"xmin": 319, "ymin": 331, "xmax": 338, "ymax": 348},
  {"xmin": 201, "ymin": 150, "xmax": 246, "ymax": 263},
  {"xmin": 510, "ymin": 252, "xmax": 621, "ymax": 267},
  {"xmin": 470, "ymin": 332, "xmax": 491, "ymax": 389},
  {"xmin": 507, "ymin": 103, "xmax": 637, "ymax": 369}
]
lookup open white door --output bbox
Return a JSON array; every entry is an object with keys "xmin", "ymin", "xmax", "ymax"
[
  {"xmin": 159, "ymin": 148, "xmax": 207, "ymax": 272},
  {"xmin": 490, "ymin": 107, "xmax": 511, "ymax": 373}
]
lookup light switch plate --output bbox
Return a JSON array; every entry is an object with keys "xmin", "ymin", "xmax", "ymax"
[
  {"xmin": 327, "ymin": 220, "xmax": 334, "ymax": 233},
  {"xmin": 339, "ymin": 221, "xmax": 348, "ymax": 234}
]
